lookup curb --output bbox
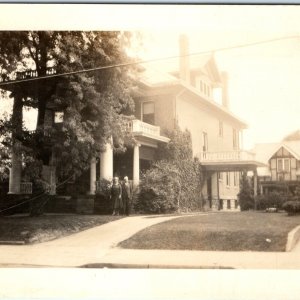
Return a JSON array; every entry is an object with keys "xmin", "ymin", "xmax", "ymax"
[
  {"xmin": 286, "ymin": 225, "xmax": 300, "ymax": 252},
  {"xmin": 80, "ymin": 263, "xmax": 234, "ymax": 269},
  {"xmin": 0, "ymin": 241, "xmax": 25, "ymax": 245}
]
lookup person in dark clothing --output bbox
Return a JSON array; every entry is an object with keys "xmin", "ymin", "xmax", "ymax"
[
  {"xmin": 122, "ymin": 176, "xmax": 132, "ymax": 216},
  {"xmin": 110, "ymin": 177, "xmax": 122, "ymax": 216}
]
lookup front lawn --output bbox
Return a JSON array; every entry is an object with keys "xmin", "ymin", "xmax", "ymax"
[
  {"xmin": 119, "ymin": 211, "xmax": 300, "ymax": 252},
  {"xmin": 0, "ymin": 214, "xmax": 122, "ymax": 244}
]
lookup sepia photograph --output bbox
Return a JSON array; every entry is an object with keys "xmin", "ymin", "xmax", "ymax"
[{"xmin": 1, "ymin": 3, "xmax": 300, "ymax": 299}]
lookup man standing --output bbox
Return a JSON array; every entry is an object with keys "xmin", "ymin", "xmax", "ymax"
[{"xmin": 122, "ymin": 176, "xmax": 132, "ymax": 216}]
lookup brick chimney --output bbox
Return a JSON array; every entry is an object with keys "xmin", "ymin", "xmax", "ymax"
[
  {"xmin": 179, "ymin": 34, "xmax": 190, "ymax": 84},
  {"xmin": 221, "ymin": 71, "xmax": 229, "ymax": 109}
]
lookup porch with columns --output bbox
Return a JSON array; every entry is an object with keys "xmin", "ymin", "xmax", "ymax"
[
  {"xmin": 89, "ymin": 120, "xmax": 170, "ymax": 195},
  {"xmin": 89, "ymin": 142, "xmax": 141, "ymax": 195}
]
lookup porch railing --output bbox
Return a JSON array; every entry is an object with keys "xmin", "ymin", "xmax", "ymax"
[
  {"xmin": 128, "ymin": 119, "xmax": 160, "ymax": 137},
  {"xmin": 197, "ymin": 150, "xmax": 256, "ymax": 163},
  {"xmin": 20, "ymin": 182, "xmax": 32, "ymax": 194}
]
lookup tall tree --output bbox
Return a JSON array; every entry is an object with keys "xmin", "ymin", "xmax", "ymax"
[{"xmin": 0, "ymin": 31, "xmax": 138, "ymax": 184}]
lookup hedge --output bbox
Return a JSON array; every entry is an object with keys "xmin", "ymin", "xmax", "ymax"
[{"xmin": 282, "ymin": 201, "xmax": 300, "ymax": 215}]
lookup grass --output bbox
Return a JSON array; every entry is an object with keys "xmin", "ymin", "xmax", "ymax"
[
  {"xmin": 0, "ymin": 214, "xmax": 122, "ymax": 244},
  {"xmin": 119, "ymin": 211, "xmax": 300, "ymax": 252}
]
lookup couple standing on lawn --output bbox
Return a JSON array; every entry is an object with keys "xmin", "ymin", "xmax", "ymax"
[{"xmin": 110, "ymin": 176, "xmax": 132, "ymax": 216}]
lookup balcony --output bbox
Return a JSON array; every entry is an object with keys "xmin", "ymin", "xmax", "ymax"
[
  {"xmin": 0, "ymin": 67, "xmax": 57, "ymax": 83},
  {"xmin": 127, "ymin": 119, "xmax": 169, "ymax": 144},
  {"xmin": 197, "ymin": 150, "xmax": 266, "ymax": 171}
]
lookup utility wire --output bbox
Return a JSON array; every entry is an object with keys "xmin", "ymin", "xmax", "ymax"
[{"xmin": 0, "ymin": 34, "xmax": 299, "ymax": 87}]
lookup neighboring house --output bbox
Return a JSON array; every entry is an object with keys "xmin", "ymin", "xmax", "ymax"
[
  {"xmin": 253, "ymin": 140, "xmax": 300, "ymax": 195},
  {"xmin": 3, "ymin": 35, "xmax": 265, "ymax": 211}
]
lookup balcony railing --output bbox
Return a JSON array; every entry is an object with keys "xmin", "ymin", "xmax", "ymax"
[
  {"xmin": 20, "ymin": 182, "xmax": 32, "ymax": 194},
  {"xmin": 0, "ymin": 67, "xmax": 57, "ymax": 83},
  {"xmin": 198, "ymin": 150, "xmax": 256, "ymax": 163},
  {"xmin": 128, "ymin": 119, "xmax": 160, "ymax": 137}
]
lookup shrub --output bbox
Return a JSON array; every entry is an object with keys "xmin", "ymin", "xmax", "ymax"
[
  {"xmin": 135, "ymin": 161, "xmax": 180, "ymax": 214},
  {"xmin": 282, "ymin": 201, "xmax": 300, "ymax": 215},
  {"xmin": 256, "ymin": 192, "xmax": 288, "ymax": 210},
  {"xmin": 135, "ymin": 127, "xmax": 204, "ymax": 214},
  {"xmin": 238, "ymin": 172, "xmax": 254, "ymax": 211}
]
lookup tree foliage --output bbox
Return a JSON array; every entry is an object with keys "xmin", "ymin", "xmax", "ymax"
[
  {"xmin": 0, "ymin": 31, "xmax": 138, "ymax": 183},
  {"xmin": 282, "ymin": 130, "xmax": 300, "ymax": 142}
]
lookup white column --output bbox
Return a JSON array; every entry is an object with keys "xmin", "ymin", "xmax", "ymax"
[
  {"xmin": 133, "ymin": 143, "xmax": 140, "ymax": 186},
  {"xmin": 8, "ymin": 151, "xmax": 21, "ymax": 194},
  {"xmin": 100, "ymin": 139, "xmax": 113, "ymax": 181},
  {"xmin": 89, "ymin": 157, "xmax": 97, "ymax": 195}
]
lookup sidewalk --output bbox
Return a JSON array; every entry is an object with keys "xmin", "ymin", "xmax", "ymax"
[{"xmin": 0, "ymin": 213, "xmax": 300, "ymax": 269}]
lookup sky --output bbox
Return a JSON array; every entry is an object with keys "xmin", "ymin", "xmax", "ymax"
[{"xmin": 1, "ymin": 4, "xmax": 300, "ymax": 149}]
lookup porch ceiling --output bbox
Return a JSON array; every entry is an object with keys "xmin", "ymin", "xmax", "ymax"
[
  {"xmin": 133, "ymin": 132, "xmax": 170, "ymax": 145},
  {"xmin": 201, "ymin": 161, "xmax": 266, "ymax": 172}
]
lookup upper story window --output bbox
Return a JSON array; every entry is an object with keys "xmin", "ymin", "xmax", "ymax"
[
  {"xmin": 202, "ymin": 132, "xmax": 208, "ymax": 152},
  {"xmin": 219, "ymin": 121, "xmax": 223, "ymax": 137},
  {"xmin": 54, "ymin": 111, "xmax": 64, "ymax": 123},
  {"xmin": 277, "ymin": 158, "xmax": 290, "ymax": 173},
  {"xmin": 142, "ymin": 101, "xmax": 155, "ymax": 125},
  {"xmin": 233, "ymin": 128, "xmax": 239, "ymax": 150}
]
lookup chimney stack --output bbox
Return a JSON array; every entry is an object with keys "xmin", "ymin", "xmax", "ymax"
[
  {"xmin": 221, "ymin": 71, "xmax": 229, "ymax": 109},
  {"xmin": 179, "ymin": 34, "xmax": 190, "ymax": 84}
]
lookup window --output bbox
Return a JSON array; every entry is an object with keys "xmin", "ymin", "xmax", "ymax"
[
  {"xmin": 142, "ymin": 102, "xmax": 155, "ymax": 125},
  {"xmin": 200, "ymin": 81, "xmax": 203, "ymax": 92},
  {"xmin": 202, "ymin": 132, "xmax": 208, "ymax": 152},
  {"xmin": 235, "ymin": 200, "xmax": 238, "ymax": 209},
  {"xmin": 203, "ymin": 83, "xmax": 207, "ymax": 95},
  {"xmin": 277, "ymin": 158, "xmax": 290, "ymax": 173},
  {"xmin": 233, "ymin": 128, "xmax": 239, "ymax": 150},
  {"xmin": 233, "ymin": 172, "xmax": 238, "ymax": 186},
  {"xmin": 226, "ymin": 172, "xmax": 230, "ymax": 186},
  {"xmin": 207, "ymin": 86, "xmax": 210, "ymax": 97},
  {"xmin": 219, "ymin": 121, "xmax": 223, "ymax": 137},
  {"xmin": 54, "ymin": 111, "xmax": 64, "ymax": 123}
]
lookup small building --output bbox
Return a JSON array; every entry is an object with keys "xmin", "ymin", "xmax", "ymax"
[{"xmin": 253, "ymin": 141, "xmax": 300, "ymax": 195}]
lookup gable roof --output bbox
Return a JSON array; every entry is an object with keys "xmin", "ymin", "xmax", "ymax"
[
  {"xmin": 170, "ymin": 54, "xmax": 222, "ymax": 85},
  {"xmin": 252, "ymin": 140, "xmax": 300, "ymax": 163},
  {"xmin": 137, "ymin": 63, "xmax": 247, "ymax": 129},
  {"xmin": 253, "ymin": 141, "xmax": 300, "ymax": 177}
]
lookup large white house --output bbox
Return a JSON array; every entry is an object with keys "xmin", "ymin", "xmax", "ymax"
[{"xmin": 6, "ymin": 35, "xmax": 265, "ymax": 211}]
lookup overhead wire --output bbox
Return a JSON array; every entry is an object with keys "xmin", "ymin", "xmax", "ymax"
[{"xmin": 0, "ymin": 34, "xmax": 299, "ymax": 87}]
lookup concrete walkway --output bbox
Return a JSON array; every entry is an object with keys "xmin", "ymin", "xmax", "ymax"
[{"xmin": 1, "ymin": 213, "xmax": 300, "ymax": 269}]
